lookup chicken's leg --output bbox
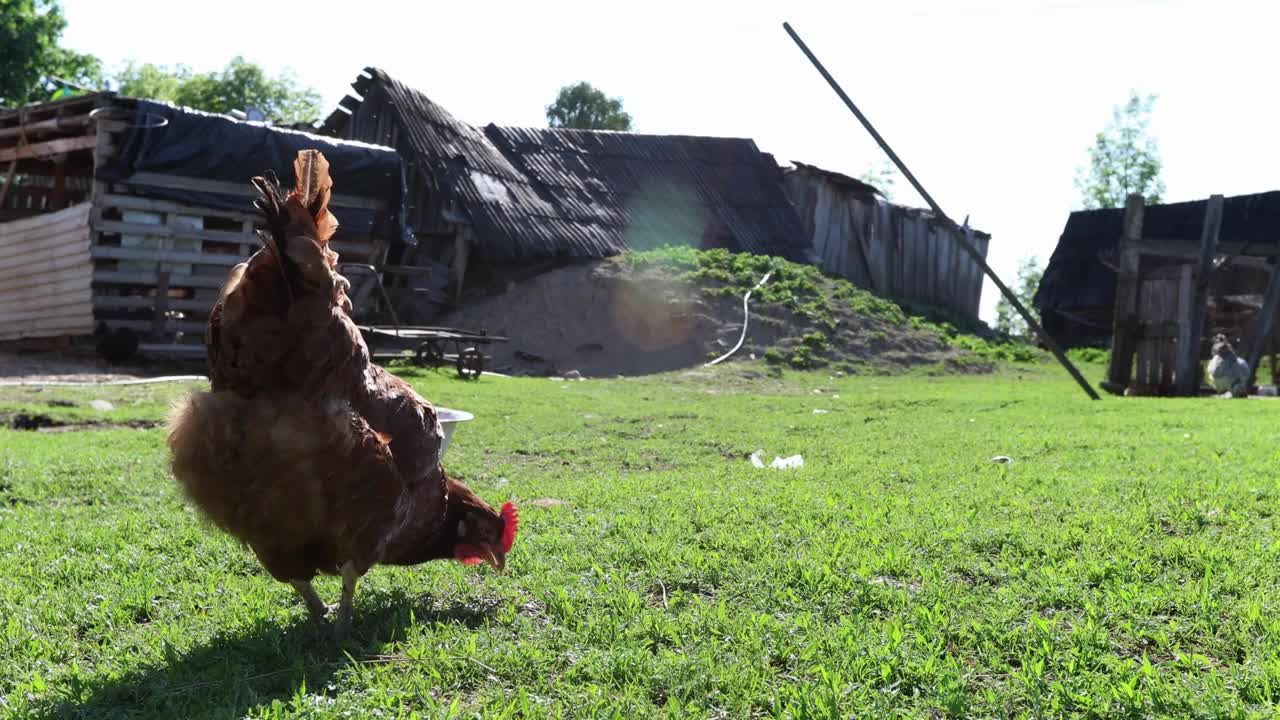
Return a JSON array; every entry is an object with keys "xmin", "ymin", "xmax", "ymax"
[
  {"xmin": 334, "ymin": 562, "xmax": 359, "ymax": 639},
  {"xmin": 290, "ymin": 579, "xmax": 332, "ymax": 622}
]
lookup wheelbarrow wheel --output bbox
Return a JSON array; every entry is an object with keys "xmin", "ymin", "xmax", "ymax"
[
  {"xmin": 415, "ymin": 340, "xmax": 444, "ymax": 368},
  {"xmin": 457, "ymin": 347, "xmax": 483, "ymax": 380}
]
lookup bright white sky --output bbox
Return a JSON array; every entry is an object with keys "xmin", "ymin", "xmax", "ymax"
[{"xmin": 61, "ymin": 0, "xmax": 1280, "ymax": 322}]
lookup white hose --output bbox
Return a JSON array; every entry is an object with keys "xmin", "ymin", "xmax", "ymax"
[
  {"xmin": 0, "ymin": 375, "xmax": 208, "ymax": 388},
  {"xmin": 704, "ymin": 270, "xmax": 773, "ymax": 367}
]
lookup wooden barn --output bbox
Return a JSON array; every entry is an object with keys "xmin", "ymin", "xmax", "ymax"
[
  {"xmin": 316, "ymin": 67, "xmax": 818, "ymax": 323},
  {"xmin": 0, "ymin": 92, "xmax": 406, "ymax": 356},
  {"xmin": 781, "ymin": 162, "xmax": 991, "ymax": 321}
]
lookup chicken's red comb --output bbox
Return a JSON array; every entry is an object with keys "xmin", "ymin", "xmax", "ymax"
[{"xmin": 500, "ymin": 502, "xmax": 518, "ymax": 553}]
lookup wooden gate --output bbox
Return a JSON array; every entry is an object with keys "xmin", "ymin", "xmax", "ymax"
[{"xmin": 1128, "ymin": 265, "xmax": 1191, "ymax": 395}]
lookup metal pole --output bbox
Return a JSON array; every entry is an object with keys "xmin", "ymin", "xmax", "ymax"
[{"xmin": 782, "ymin": 21, "xmax": 1101, "ymax": 401}]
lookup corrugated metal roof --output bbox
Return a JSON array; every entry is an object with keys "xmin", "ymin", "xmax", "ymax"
[
  {"xmin": 339, "ymin": 68, "xmax": 814, "ymax": 263},
  {"xmin": 786, "ymin": 161, "xmax": 885, "ymax": 197},
  {"xmin": 365, "ymin": 69, "xmax": 525, "ymax": 184},
  {"xmin": 488, "ymin": 125, "xmax": 813, "ymax": 261}
]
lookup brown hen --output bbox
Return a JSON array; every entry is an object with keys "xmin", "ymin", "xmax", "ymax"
[{"xmin": 167, "ymin": 150, "xmax": 517, "ymax": 638}]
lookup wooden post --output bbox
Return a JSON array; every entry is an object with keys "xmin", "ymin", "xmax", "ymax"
[
  {"xmin": 452, "ymin": 227, "xmax": 472, "ymax": 305},
  {"xmin": 153, "ymin": 271, "xmax": 171, "ymax": 337},
  {"xmin": 1244, "ymin": 259, "xmax": 1280, "ymax": 388},
  {"xmin": 1175, "ymin": 264, "xmax": 1194, "ymax": 391},
  {"xmin": 1174, "ymin": 194, "xmax": 1224, "ymax": 395},
  {"xmin": 781, "ymin": 20, "xmax": 1101, "ymax": 400},
  {"xmin": 92, "ymin": 119, "xmax": 113, "ymax": 204},
  {"xmin": 0, "ymin": 160, "xmax": 16, "ymax": 209},
  {"xmin": 51, "ymin": 155, "xmax": 67, "ymax": 209},
  {"xmin": 1106, "ymin": 193, "xmax": 1146, "ymax": 392}
]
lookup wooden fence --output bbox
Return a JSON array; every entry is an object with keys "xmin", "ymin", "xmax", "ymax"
[
  {"xmin": 783, "ymin": 166, "xmax": 990, "ymax": 319},
  {"xmin": 0, "ymin": 203, "xmax": 93, "ymax": 341}
]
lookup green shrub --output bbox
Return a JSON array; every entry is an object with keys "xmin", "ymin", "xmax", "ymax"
[
  {"xmin": 951, "ymin": 335, "xmax": 1040, "ymax": 363},
  {"xmin": 787, "ymin": 346, "xmax": 822, "ymax": 369},
  {"xmin": 1067, "ymin": 347, "xmax": 1111, "ymax": 365},
  {"xmin": 801, "ymin": 331, "xmax": 830, "ymax": 352}
]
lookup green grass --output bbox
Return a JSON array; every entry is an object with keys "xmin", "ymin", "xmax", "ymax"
[{"xmin": 3, "ymin": 359, "xmax": 1280, "ymax": 718}]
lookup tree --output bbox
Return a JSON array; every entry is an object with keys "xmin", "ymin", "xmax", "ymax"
[
  {"xmin": 995, "ymin": 256, "xmax": 1043, "ymax": 340},
  {"xmin": 546, "ymin": 82, "xmax": 632, "ymax": 131},
  {"xmin": 858, "ymin": 160, "xmax": 898, "ymax": 200},
  {"xmin": 114, "ymin": 56, "xmax": 322, "ymax": 125},
  {"xmin": 0, "ymin": 0, "xmax": 103, "ymax": 107},
  {"xmin": 1075, "ymin": 91, "xmax": 1166, "ymax": 209},
  {"xmin": 113, "ymin": 60, "xmax": 187, "ymax": 103}
]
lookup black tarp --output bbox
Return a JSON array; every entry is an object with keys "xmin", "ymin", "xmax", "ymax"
[{"xmin": 98, "ymin": 99, "xmax": 412, "ymax": 244}]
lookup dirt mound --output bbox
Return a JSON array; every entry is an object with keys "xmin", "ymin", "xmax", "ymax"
[{"xmin": 439, "ymin": 258, "xmax": 983, "ymax": 378}]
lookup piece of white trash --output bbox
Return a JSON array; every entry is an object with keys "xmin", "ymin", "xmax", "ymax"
[
  {"xmin": 990, "ymin": 456, "xmax": 1014, "ymax": 465},
  {"xmin": 750, "ymin": 450, "xmax": 804, "ymax": 469},
  {"xmin": 770, "ymin": 454, "xmax": 804, "ymax": 469},
  {"xmin": 813, "ymin": 409, "xmax": 829, "ymax": 415}
]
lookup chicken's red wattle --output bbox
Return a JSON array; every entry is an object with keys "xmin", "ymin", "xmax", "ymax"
[{"xmin": 501, "ymin": 502, "xmax": 519, "ymax": 552}]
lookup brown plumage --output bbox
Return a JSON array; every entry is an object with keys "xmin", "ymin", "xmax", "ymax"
[{"xmin": 168, "ymin": 150, "xmax": 517, "ymax": 637}]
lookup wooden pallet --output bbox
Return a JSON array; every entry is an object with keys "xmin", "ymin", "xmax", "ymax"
[
  {"xmin": 0, "ymin": 94, "xmax": 115, "ymax": 223},
  {"xmin": 88, "ymin": 188, "xmax": 385, "ymax": 347}
]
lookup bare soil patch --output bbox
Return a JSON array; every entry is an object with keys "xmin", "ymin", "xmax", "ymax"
[{"xmin": 440, "ymin": 259, "xmax": 986, "ymax": 378}]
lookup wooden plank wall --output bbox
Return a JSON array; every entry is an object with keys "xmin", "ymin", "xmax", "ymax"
[
  {"xmin": 784, "ymin": 173, "xmax": 990, "ymax": 319},
  {"xmin": 0, "ymin": 202, "xmax": 93, "ymax": 340},
  {"xmin": 1, "ymin": 97, "xmax": 394, "ymax": 352}
]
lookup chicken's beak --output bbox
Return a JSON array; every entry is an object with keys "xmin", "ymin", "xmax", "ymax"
[{"xmin": 484, "ymin": 546, "xmax": 506, "ymax": 572}]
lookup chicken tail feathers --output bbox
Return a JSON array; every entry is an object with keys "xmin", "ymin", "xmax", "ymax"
[
  {"xmin": 251, "ymin": 170, "xmax": 289, "ymax": 262},
  {"xmin": 290, "ymin": 150, "xmax": 339, "ymax": 243},
  {"xmin": 248, "ymin": 150, "xmax": 344, "ymax": 298}
]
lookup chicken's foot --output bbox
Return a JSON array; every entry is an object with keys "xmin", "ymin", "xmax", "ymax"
[
  {"xmin": 290, "ymin": 579, "xmax": 333, "ymax": 622},
  {"xmin": 334, "ymin": 562, "xmax": 359, "ymax": 640}
]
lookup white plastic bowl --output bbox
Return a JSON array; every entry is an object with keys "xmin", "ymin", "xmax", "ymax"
[{"xmin": 436, "ymin": 407, "xmax": 474, "ymax": 463}]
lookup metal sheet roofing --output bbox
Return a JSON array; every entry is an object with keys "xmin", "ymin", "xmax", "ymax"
[{"xmin": 333, "ymin": 68, "xmax": 814, "ymax": 263}]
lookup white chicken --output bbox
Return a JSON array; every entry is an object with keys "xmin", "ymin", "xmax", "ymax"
[{"xmin": 1207, "ymin": 334, "xmax": 1250, "ymax": 398}]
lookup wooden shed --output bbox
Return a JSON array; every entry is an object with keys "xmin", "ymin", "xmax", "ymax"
[
  {"xmin": 0, "ymin": 93, "xmax": 406, "ymax": 356},
  {"xmin": 782, "ymin": 161, "xmax": 991, "ymax": 321},
  {"xmin": 1034, "ymin": 192, "xmax": 1280, "ymax": 395}
]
